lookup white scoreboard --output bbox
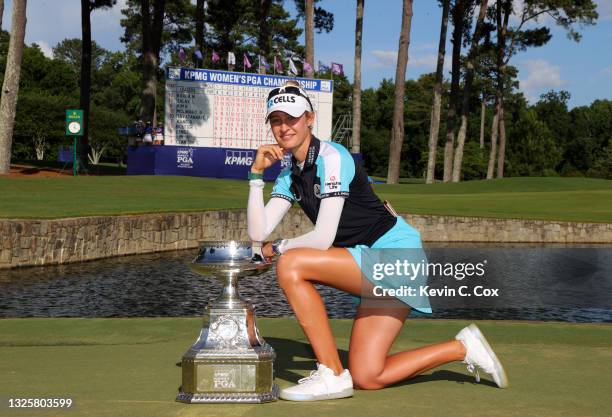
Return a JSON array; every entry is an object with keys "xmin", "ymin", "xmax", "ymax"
[{"xmin": 164, "ymin": 67, "xmax": 334, "ymax": 149}]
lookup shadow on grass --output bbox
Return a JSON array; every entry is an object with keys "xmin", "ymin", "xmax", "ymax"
[
  {"xmin": 266, "ymin": 337, "xmax": 347, "ymax": 383},
  {"xmin": 266, "ymin": 337, "xmax": 495, "ymax": 388},
  {"xmin": 393, "ymin": 369, "xmax": 497, "ymax": 388}
]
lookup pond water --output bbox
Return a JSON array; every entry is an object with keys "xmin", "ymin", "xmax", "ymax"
[{"xmin": 1, "ymin": 244, "xmax": 611, "ymax": 323}]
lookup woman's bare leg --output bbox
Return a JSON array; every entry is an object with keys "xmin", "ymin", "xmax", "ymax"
[
  {"xmin": 275, "ymin": 247, "xmax": 466, "ymax": 385},
  {"xmin": 275, "ymin": 247, "xmax": 364, "ymax": 375},
  {"xmin": 348, "ymin": 306, "xmax": 466, "ymax": 389}
]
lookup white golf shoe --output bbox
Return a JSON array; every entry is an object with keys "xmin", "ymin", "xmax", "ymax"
[
  {"xmin": 455, "ymin": 323, "xmax": 509, "ymax": 388},
  {"xmin": 279, "ymin": 363, "xmax": 354, "ymax": 401}
]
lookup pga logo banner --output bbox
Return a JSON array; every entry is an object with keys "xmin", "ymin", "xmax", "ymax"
[
  {"xmin": 225, "ymin": 150, "xmax": 254, "ymax": 166},
  {"xmin": 176, "ymin": 148, "xmax": 194, "ymax": 169}
]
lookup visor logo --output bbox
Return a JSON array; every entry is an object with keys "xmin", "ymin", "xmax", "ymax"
[{"xmin": 267, "ymin": 95, "xmax": 297, "ymax": 108}]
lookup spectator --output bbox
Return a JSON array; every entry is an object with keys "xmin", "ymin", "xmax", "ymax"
[
  {"xmin": 154, "ymin": 124, "xmax": 164, "ymax": 145},
  {"xmin": 143, "ymin": 122, "xmax": 153, "ymax": 145}
]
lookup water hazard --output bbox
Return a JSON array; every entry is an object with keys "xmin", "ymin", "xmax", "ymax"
[{"xmin": 1, "ymin": 244, "xmax": 611, "ymax": 323}]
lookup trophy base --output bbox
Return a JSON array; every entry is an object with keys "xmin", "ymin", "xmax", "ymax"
[
  {"xmin": 177, "ymin": 305, "xmax": 278, "ymax": 404},
  {"xmin": 176, "ymin": 384, "xmax": 279, "ymax": 403}
]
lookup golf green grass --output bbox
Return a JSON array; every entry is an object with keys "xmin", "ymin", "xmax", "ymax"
[
  {"xmin": 1, "ymin": 318, "xmax": 611, "ymax": 417},
  {"xmin": 1, "ymin": 176, "xmax": 611, "ymax": 222}
]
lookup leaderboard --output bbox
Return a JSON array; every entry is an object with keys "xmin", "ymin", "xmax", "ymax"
[{"xmin": 164, "ymin": 67, "xmax": 334, "ymax": 149}]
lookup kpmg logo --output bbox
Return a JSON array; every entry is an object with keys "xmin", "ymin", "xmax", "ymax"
[
  {"xmin": 177, "ymin": 147, "xmax": 194, "ymax": 169},
  {"xmin": 225, "ymin": 150, "xmax": 254, "ymax": 166}
]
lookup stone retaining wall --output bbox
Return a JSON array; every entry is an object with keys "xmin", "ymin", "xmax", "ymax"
[{"xmin": 1, "ymin": 209, "xmax": 611, "ymax": 269}]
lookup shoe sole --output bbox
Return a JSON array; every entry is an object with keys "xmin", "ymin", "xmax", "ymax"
[
  {"xmin": 468, "ymin": 324, "xmax": 509, "ymax": 388},
  {"xmin": 279, "ymin": 387, "xmax": 354, "ymax": 401}
]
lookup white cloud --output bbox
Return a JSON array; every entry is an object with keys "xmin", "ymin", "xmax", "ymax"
[
  {"xmin": 369, "ymin": 50, "xmax": 397, "ymax": 69},
  {"xmin": 519, "ymin": 59, "xmax": 565, "ymax": 102},
  {"xmin": 33, "ymin": 40, "xmax": 53, "ymax": 58},
  {"xmin": 601, "ymin": 65, "xmax": 612, "ymax": 76}
]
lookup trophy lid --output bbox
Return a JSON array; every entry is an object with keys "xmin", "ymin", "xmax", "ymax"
[{"xmin": 191, "ymin": 240, "xmax": 270, "ymax": 277}]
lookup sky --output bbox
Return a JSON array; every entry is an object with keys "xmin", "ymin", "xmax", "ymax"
[{"xmin": 2, "ymin": 0, "xmax": 611, "ymax": 108}]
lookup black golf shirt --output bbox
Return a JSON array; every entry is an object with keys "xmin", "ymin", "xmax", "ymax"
[{"xmin": 270, "ymin": 136, "xmax": 397, "ymax": 248}]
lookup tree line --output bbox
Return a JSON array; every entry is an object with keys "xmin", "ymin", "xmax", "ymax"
[{"xmin": 0, "ymin": 0, "xmax": 609, "ymax": 181}]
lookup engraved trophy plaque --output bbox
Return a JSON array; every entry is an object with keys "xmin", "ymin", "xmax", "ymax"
[{"xmin": 176, "ymin": 241, "xmax": 279, "ymax": 403}]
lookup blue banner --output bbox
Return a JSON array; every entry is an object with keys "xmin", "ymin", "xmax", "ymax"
[
  {"xmin": 166, "ymin": 67, "xmax": 333, "ymax": 93},
  {"xmin": 127, "ymin": 145, "xmax": 287, "ymax": 180},
  {"xmin": 127, "ymin": 145, "xmax": 361, "ymax": 181}
]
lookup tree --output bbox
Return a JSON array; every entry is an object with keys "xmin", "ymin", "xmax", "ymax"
[
  {"xmin": 506, "ymin": 106, "xmax": 561, "ymax": 176},
  {"xmin": 0, "ymin": 0, "xmax": 27, "ymax": 174},
  {"xmin": 304, "ymin": 0, "xmax": 314, "ymax": 77},
  {"xmin": 442, "ymin": 0, "xmax": 469, "ymax": 182},
  {"xmin": 425, "ymin": 0, "xmax": 450, "ymax": 184},
  {"xmin": 486, "ymin": 99, "xmax": 499, "ymax": 178},
  {"xmin": 91, "ymin": 50, "xmax": 141, "ymax": 117},
  {"xmin": 194, "ymin": 0, "xmax": 205, "ymax": 67},
  {"xmin": 53, "ymin": 38, "xmax": 109, "ymax": 71},
  {"xmin": 559, "ymin": 97, "xmax": 612, "ymax": 176},
  {"xmin": 0, "ymin": 0, "xmax": 4, "ymax": 31},
  {"xmin": 120, "ymin": 0, "xmax": 193, "ymax": 58},
  {"xmin": 294, "ymin": 0, "xmax": 334, "ymax": 75},
  {"xmin": 121, "ymin": 0, "xmax": 198, "ymax": 121},
  {"xmin": 201, "ymin": 1, "xmax": 303, "ymax": 72},
  {"xmin": 494, "ymin": 0, "xmax": 597, "ymax": 178},
  {"xmin": 140, "ymin": 0, "xmax": 166, "ymax": 125},
  {"xmin": 451, "ymin": 0, "xmax": 489, "ymax": 182},
  {"xmin": 88, "ymin": 104, "xmax": 132, "ymax": 165},
  {"xmin": 351, "ymin": 0, "xmax": 364, "ymax": 154},
  {"xmin": 294, "ymin": 0, "xmax": 334, "ymax": 34},
  {"xmin": 386, "ymin": 0, "xmax": 413, "ymax": 184},
  {"xmin": 79, "ymin": 0, "xmax": 115, "ymax": 168},
  {"xmin": 590, "ymin": 145, "xmax": 612, "ymax": 179}
]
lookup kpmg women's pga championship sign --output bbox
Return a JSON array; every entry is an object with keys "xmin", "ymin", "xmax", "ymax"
[
  {"xmin": 123, "ymin": 67, "xmax": 333, "ymax": 179},
  {"xmin": 164, "ymin": 67, "xmax": 333, "ymax": 148}
]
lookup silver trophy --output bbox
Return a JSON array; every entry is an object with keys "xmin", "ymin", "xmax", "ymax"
[{"xmin": 176, "ymin": 240, "xmax": 279, "ymax": 403}]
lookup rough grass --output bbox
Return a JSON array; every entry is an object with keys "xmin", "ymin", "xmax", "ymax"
[{"xmin": 0, "ymin": 176, "xmax": 611, "ymax": 222}]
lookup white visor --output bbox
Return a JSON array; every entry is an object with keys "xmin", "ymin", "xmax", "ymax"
[{"xmin": 266, "ymin": 94, "xmax": 312, "ymax": 121}]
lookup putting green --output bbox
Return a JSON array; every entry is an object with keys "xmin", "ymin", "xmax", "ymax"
[{"xmin": 0, "ymin": 318, "xmax": 611, "ymax": 417}]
